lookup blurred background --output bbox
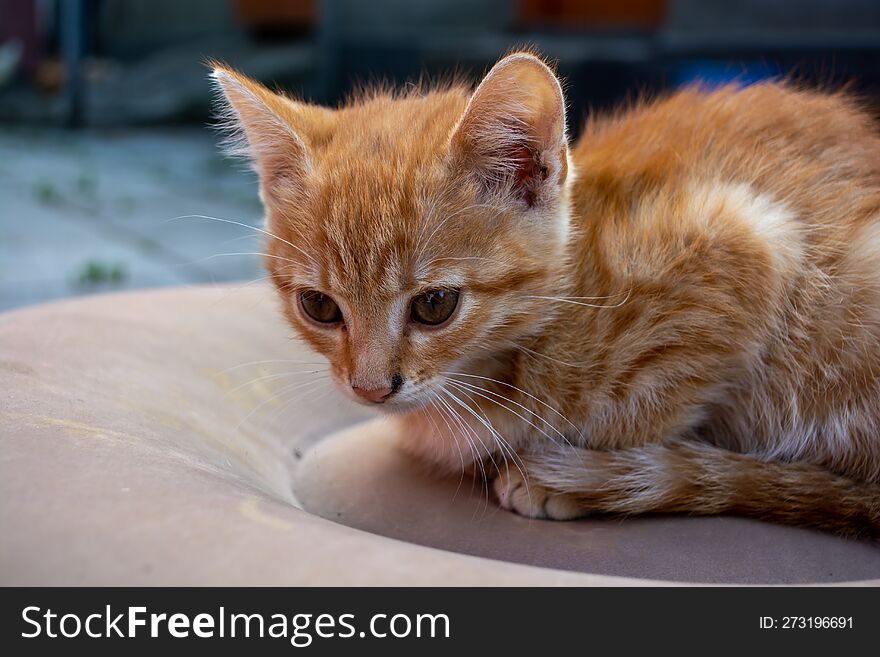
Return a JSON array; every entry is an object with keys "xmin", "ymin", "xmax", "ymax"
[{"xmin": 1, "ymin": 0, "xmax": 879, "ymax": 311}]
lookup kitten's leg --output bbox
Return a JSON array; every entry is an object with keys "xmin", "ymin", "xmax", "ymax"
[{"xmin": 512, "ymin": 441, "xmax": 880, "ymax": 536}]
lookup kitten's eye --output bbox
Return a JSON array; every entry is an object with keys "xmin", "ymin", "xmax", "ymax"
[
  {"xmin": 299, "ymin": 291, "xmax": 343, "ymax": 324},
  {"xmin": 410, "ymin": 289, "xmax": 460, "ymax": 326}
]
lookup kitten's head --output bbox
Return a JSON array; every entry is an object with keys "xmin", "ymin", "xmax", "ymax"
[{"xmin": 212, "ymin": 52, "xmax": 570, "ymax": 412}]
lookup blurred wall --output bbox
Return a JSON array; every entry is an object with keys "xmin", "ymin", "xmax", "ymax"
[
  {"xmin": 99, "ymin": 0, "xmax": 238, "ymax": 58},
  {"xmin": 0, "ymin": 0, "xmax": 878, "ymax": 127}
]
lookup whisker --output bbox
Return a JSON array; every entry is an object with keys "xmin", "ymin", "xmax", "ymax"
[
  {"xmin": 436, "ymin": 393, "xmax": 483, "ymax": 482},
  {"xmin": 515, "ymin": 344, "xmax": 584, "ymax": 369},
  {"xmin": 526, "ymin": 289, "xmax": 631, "ymax": 309},
  {"xmin": 435, "ymin": 394, "xmax": 482, "ymax": 502},
  {"xmin": 413, "ymin": 189, "xmax": 454, "ymax": 256},
  {"xmin": 531, "ymin": 290, "xmax": 630, "ymax": 300},
  {"xmin": 421, "ymin": 256, "xmax": 502, "ymax": 268},
  {"xmin": 446, "ymin": 384, "xmax": 532, "ymax": 510},
  {"xmin": 217, "ymin": 359, "xmax": 329, "ymax": 374},
  {"xmin": 448, "ymin": 376, "xmax": 565, "ymax": 439},
  {"xmin": 215, "ymin": 233, "xmax": 263, "ymax": 248},
  {"xmin": 442, "ymin": 386, "xmax": 523, "ymax": 516},
  {"xmin": 235, "ymin": 374, "xmax": 330, "ymax": 430},
  {"xmin": 167, "ymin": 214, "xmax": 318, "ymax": 266},
  {"xmin": 443, "ymin": 387, "xmax": 502, "ymax": 479},
  {"xmin": 437, "ymin": 390, "xmax": 491, "ymax": 512},
  {"xmin": 441, "ymin": 371, "xmax": 579, "ymax": 435},
  {"xmin": 426, "ymin": 399, "xmax": 468, "ymax": 498},
  {"xmin": 204, "ymin": 271, "xmax": 297, "ymax": 314},
  {"xmin": 415, "ymin": 203, "xmax": 501, "ymax": 263},
  {"xmin": 269, "ymin": 378, "xmax": 335, "ymax": 425},
  {"xmin": 446, "ymin": 379, "xmax": 570, "ymax": 449},
  {"xmin": 450, "ymin": 388, "xmax": 520, "ymax": 476},
  {"xmin": 225, "ymin": 369, "xmax": 328, "ymax": 396},
  {"xmin": 189, "ymin": 252, "xmax": 303, "ymax": 266}
]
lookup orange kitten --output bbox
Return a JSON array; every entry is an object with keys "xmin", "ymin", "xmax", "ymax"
[{"xmin": 212, "ymin": 51, "xmax": 880, "ymax": 537}]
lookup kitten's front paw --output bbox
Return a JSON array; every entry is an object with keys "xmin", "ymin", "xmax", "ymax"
[{"xmin": 492, "ymin": 468, "xmax": 583, "ymax": 520}]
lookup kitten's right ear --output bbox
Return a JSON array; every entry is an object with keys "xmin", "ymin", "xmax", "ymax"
[
  {"xmin": 449, "ymin": 53, "xmax": 568, "ymax": 209},
  {"xmin": 210, "ymin": 64, "xmax": 312, "ymax": 205}
]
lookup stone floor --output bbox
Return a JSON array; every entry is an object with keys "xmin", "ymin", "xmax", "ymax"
[{"xmin": 0, "ymin": 126, "xmax": 265, "ymax": 311}]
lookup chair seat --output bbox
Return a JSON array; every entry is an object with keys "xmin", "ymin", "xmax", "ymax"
[{"xmin": 1, "ymin": 284, "xmax": 877, "ymax": 585}]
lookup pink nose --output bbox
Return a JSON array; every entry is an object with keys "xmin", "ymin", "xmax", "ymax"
[{"xmin": 352, "ymin": 385, "xmax": 393, "ymax": 404}]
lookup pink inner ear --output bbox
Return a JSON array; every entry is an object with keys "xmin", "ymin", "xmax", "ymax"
[{"xmin": 508, "ymin": 144, "xmax": 549, "ymax": 208}]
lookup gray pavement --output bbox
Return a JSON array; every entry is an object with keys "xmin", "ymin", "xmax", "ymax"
[{"xmin": 0, "ymin": 126, "xmax": 267, "ymax": 311}]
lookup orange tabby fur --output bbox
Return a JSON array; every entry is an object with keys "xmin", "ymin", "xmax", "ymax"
[{"xmin": 212, "ymin": 51, "xmax": 880, "ymax": 537}]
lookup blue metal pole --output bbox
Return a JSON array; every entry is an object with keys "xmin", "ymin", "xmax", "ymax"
[{"xmin": 60, "ymin": 0, "xmax": 86, "ymax": 126}]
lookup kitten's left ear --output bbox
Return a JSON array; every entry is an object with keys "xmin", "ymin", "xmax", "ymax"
[
  {"xmin": 450, "ymin": 53, "xmax": 568, "ymax": 208},
  {"xmin": 210, "ymin": 63, "xmax": 327, "ymax": 206}
]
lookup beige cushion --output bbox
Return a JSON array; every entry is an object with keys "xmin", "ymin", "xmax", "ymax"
[{"xmin": 1, "ymin": 285, "xmax": 877, "ymax": 585}]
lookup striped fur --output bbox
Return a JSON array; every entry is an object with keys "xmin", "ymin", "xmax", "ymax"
[{"xmin": 212, "ymin": 52, "xmax": 880, "ymax": 537}]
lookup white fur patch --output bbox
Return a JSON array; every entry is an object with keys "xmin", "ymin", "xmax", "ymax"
[
  {"xmin": 689, "ymin": 182, "xmax": 803, "ymax": 275},
  {"xmin": 555, "ymin": 154, "xmax": 576, "ymax": 246},
  {"xmin": 848, "ymin": 218, "xmax": 880, "ymax": 267},
  {"xmin": 846, "ymin": 218, "xmax": 880, "ymax": 320}
]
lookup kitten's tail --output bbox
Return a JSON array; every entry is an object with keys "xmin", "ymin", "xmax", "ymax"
[{"xmin": 526, "ymin": 441, "xmax": 880, "ymax": 537}]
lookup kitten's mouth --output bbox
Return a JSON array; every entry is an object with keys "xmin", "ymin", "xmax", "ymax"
[
  {"xmin": 353, "ymin": 393, "xmax": 427, "ymax": 415},
  {"xmin": 334, "ymin": 378, "xmax": 431, "ymax": 414}
]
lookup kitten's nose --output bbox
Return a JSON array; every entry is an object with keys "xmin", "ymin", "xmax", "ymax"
[
  {"xmin": 350, "ymin": 374, "xmax": 402, "ymax": 404},
  {"xmin": 352, "ymin": 385, "xmax": 393, "ymax": 404}
]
